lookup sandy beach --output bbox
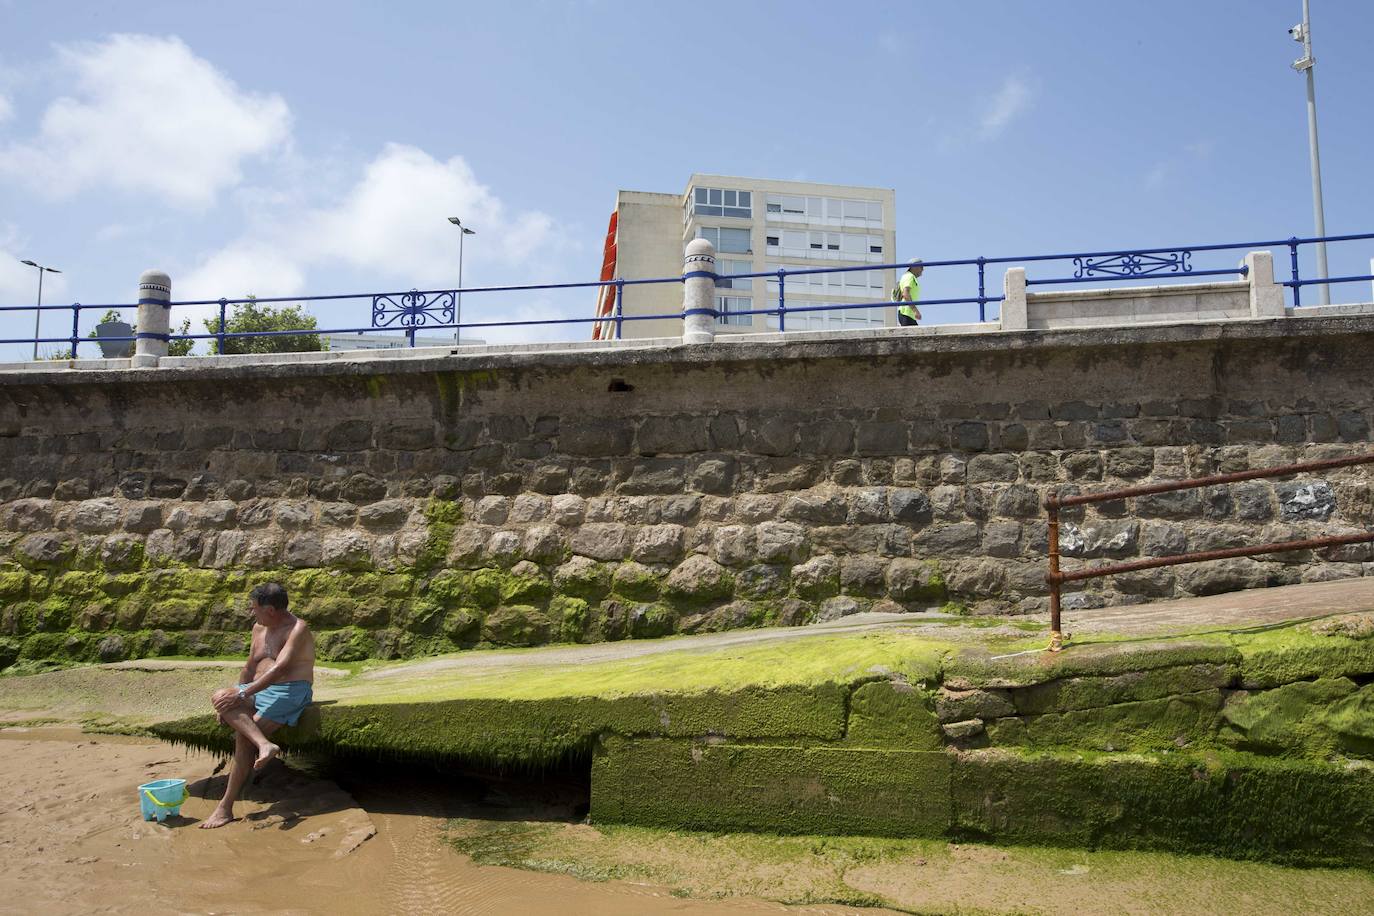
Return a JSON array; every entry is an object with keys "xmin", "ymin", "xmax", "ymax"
[{"xmin": 0, "ymin": 728, "xmax": 871, "ymax": 916}]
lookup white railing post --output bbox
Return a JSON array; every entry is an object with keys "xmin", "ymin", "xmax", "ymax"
[
  {"xmin": 1244, "ymin": 251, "xmax": 1286, "ymax": 318},
  {"xmin": 682, "ymin": 238, "xmax": 717, "ymax": 344},
  {"xmin": 1000, "ymin": 267, "xmax": 1028, "ymax": 330},
  {"xmin": 132, "ymin": 269, "xmax": 171, "ymax": 368}
]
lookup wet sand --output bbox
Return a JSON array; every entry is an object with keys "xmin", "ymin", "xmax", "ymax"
[{"xmin": 0, "ymin": 729, "xmax": 877, "ymax": 915}]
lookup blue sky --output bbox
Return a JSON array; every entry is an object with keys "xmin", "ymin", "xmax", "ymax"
[{"xmin": 1, "ymin": 0, "xmax": 1371, "ymax": 356}]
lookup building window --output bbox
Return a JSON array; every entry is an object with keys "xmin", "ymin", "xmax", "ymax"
[
  {"xmin": 693, "ymin": 187, "xmax": 751, "ymax": 219},
  {"xmin": 716, "ymin": 259, "xmax": 753, "ymax": 290},
  {"xmin": 766, "ymin": 235, "xmax": 779, "ymax": 246},
  {"xmin": 870, "ymin": 244, "xmax": 883, "ymax": 254},
  {"xmin": 697, "ymin": 226, "xmax": 751, "ymax": 254},
  {"xmin": 716, "ymin": 296, "xmax": 753, "ymax": 326}
]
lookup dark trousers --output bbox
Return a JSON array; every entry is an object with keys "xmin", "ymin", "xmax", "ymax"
[{"xmin": 897, "ymin": 311, "xmax": 919, "ymax": 326}]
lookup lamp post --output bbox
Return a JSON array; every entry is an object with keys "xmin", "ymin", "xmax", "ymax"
[
  {"xmin": 1290, "ymin": 0, "xmax": 1329, "ymax": 305},
  {"xmin": 447, "ymin": 217, "xmax": 476, "ymax": 344},
  {"xmin": 19, "ymin": 258, "xmax": 61, "ymax": 360}
]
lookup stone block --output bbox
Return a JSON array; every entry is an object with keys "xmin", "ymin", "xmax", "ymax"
[
  {"xmin": 284, "ymin": 534, "xmax": 323, "ymax": 568},
  {"xmin": 485, "ymin": 530, "xmax": 523, "ymax": 565},
  {"xmin": 122, "ymin": 502, "xmax": 163, "ymax": 533},
  {"xmin": 1176, "ymin": 558, "xmax": 1268, "ymax": 596},
  {"xmin": 342, "ymin": 474, "xmax": 387, "ymax": 504},
  {"xmin": 72, "ymin": 498, "xmax": 121, "ymax": 533},
  {"xmin": 326, "ymin": 419, "xmax": 373, "ymax": 451},
  {"xmin": 663, "ymin": 555, "xmax": 733, "ymax": 605},
  {"xmin": 885, "ymin": 558, "xmax": 945, "ymax": 602},
  {"xmin": 522, "ymin": 525, "xmax": 565, "ymax": 563},
  {"xmin": 983, "ymin": 521, "xmax": 1022, "ymax": 558},
  {"xmin": 359, "ymin": 499, "xmax": 410, "ymax": 530},
  {"xmin": 570, "ymin": 524, "xmax": 630, "ymax": 562},
  {"xmin": 779, "ymin": 491, "xmax": 848, "ymax": 525},
  {"xmin": 791, "ymin": 554, "xmax": 840, "ymax": 599},
  {"xmin": 944, "ymin": 559, "xmax": 1009, "ymax": 598},
  {"xmin": 1104, "ymin": 448, "xmax": 1154, "ymax": 479},
  {"xmin": 755, "ymin": 521, "xmax": 805, "ymax": 563},
  {"xmin": 16, "ymin": 534, "xmax": 73, "ymax": 568},
  {"xmin": 550, "ymin": 494, "xmax": 587, "ymax": 526},
  {"xmin": 617, "ymin": 461, "xmax": 686, "ymax": 495},
  {"xmin": 553, "ymin": 556, "xmax": 610, "ymax": 600},
  {"xmin": 952, "ymin": 422, "xmax": 989, "ymax": 451},
  {"xmin": 1141, "ymin": 521, "xmax": 1187, "ymax": 557},
  {"xmin": 322, "ymin": 531, "xmax": 373, "ymax": 568},
  {"xmin": 1136, "ymin": 489, "xmax": 1204, "ymax": 519},
  {"xmin": 913, "ymin": 523, "xmax": 980, "ymax": 557},
  {"xmin": 736, "ymin": 564, "xmax": 788, "ymax": 599},
  {"xmin": 799, "ymin": 420, "xmax": 854, "ymax": 456},
  {"xmin": 659, "ymin": 495, "xmax": 701, "ymax": 525},
  {"xmin": 475, "ymin": 496, "xmax": 510, "ymax": 525},
  {"xmin": 888, "ymin": 488, "xmax": 933, "ymax": 525},
  {"xmin": 637, "ymin": 416, "xmax": 711, "ymax": 454},
  {"xmin": 847, "ymin": 488, "xmax": 888, "ymax": 524},
  {"xmin": 319, "ymin": 503, "xmax": 355, "ymax": 527},
  {"xmin": 481, "ymin": 605, "xmax": 553, "ymax": 646},
  {"xmin": 1277, "ymin": 480, "xmax": 1336, "ymax": 521},
  {"xmin": 991, "ymin": 484, "xmax": 1040, "ymax": 519},
  {"xmin": 817, "ymin": 595, "xmax": 863, "ymax": 621},
  {"xmin": 967, "ymin": 453, "xmax": 1020, "ymax": 483},
  {"xmin": 840, "ymin": 555, "xmax": 888, "ymax": 596},
  {"xmin": 196, "ymin": 500, "xmax": 237, "ymax": 529},
  {"xmin": 742, "ymin": 416, "xmax": 797, "ymax": 457},
  {"xmin": 1060, "ymin": 520, "xmax": 1138, "ymax": 559},
  {"xmin": 689, "ymin": 457, "xmax": 736, "ymax": 495},
  {"xmin": 508, "ymin": 494, "xmax": 550, "ymax": 524},
  {"xmin": 709, "ymin": 525, "xmax": 754, "ymax": 567},
  {"xmin": 632, "ymin": 524, "xmax": 685, "ymax": 564},
  {"xmin": 855, "ymin": 421, "xmax": 907, "ymax": 456}
]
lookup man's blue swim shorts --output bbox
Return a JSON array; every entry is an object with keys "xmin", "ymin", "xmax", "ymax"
[{"xmin": 239, "ymin": 680, "xmax": 314, "ymax": 726}]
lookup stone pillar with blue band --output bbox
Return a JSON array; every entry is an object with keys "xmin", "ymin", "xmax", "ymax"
[
  {"xmin": 681, "ymin": 238, "xmax": 717, "ymax": 345},
  {"xmin": 132, "ymin": 269, "xmax": 171, "ymax": 368}
]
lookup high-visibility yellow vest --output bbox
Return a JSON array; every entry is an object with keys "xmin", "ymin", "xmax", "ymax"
[{"xmin": 897, "ymin": 271, "xmax": 920, "ymax": 320}]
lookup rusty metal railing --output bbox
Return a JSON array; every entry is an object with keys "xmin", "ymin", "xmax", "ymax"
[{"xmin": 1043, "ymin": 452, "xmax": 1374, "ymax": 652}]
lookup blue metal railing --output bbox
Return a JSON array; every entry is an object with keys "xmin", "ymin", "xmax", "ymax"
[{"xmin": 2, "ymin": 232, "xmax": 1371, "ymax": 358}]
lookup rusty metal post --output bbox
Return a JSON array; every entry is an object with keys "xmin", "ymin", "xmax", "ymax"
[{"xmin": 1046, "ymin": 500, "xmax": 1063, "ymax": 652}]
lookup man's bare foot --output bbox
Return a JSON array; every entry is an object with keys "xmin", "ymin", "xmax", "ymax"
[
  {"xmin": 199, "ymin": 810, "xmax": 235, "ymax": 829},
  {"xmin": 253, "ymin": 743, "xmax": 280, "ymax": 770}
]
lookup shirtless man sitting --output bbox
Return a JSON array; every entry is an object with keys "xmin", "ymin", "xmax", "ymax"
[{"xmin": 200, "ymin": 582, "xmax": 316, "ymax": 829}]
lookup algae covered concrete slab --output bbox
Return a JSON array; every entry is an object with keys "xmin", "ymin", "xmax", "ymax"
[
  {"xmin": 951, "ymin": 747, "xmax": 1374, "ymax": 868},
  {"xmin": 591, "ymin": 737, "xmax": 953, "ymax": 838}
]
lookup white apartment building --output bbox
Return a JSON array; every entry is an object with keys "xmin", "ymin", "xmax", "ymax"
[{"xmin": 604, "ymin": 175, "xmax": 898, "ymax": 339}]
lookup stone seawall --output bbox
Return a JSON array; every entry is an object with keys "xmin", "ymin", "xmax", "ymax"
[{"xmin": 2, "ymin": 318, "xmax": 1373, "ymax": 665}]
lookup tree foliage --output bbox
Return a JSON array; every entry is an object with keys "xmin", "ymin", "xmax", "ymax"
[{"xmin": 203, "ymin": 297, "xmax": 323, "ymax": 355}]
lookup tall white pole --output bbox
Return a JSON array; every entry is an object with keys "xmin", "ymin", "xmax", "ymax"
[
  {"xmin": 33, "ymin": 267, "xmax": 44, "ymax": 360},
  {"xmin": 457, "ymin": 228, "xmax": 465, "ymax": 345},
  {"xmin": 1294, "ymin": 0, "xmax": 1330, "ymax": 304}
]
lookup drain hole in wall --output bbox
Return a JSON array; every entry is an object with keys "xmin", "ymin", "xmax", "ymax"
[{"xmin": 607, "ymin": 378, "xmax": 634, "ymax": 393}]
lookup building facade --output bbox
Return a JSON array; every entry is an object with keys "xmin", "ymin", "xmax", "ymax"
[{"xmin": 606, "ymin": 175, "xmax": 898, "ymax": 339}]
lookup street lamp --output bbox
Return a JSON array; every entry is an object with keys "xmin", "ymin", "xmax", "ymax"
[
  {"xmin": 447, "ymin": 217, "xmax": 476, "ymax": 344},
  {"xmin": 1290, "ymin": 0, "xmax": 1329, "ymax": 304},
  {"xmin": 19, "ymin": 258, "xmax": 62, "ymax": 360}
]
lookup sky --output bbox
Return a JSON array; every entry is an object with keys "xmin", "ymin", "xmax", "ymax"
[{"xmin": 0, "ymin": 0, "xmax": 1371, "ymax": 357}]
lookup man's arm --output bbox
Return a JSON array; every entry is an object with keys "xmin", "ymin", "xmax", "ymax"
[
  {"xmin": 239, "ymin": 622, "xmax": 308, "ymax": 698},
  {"xmin": 238, "ymin": 625, "xmax": 264, "ymax": 683}
]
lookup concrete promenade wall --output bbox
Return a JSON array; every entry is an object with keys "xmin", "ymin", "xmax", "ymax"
[{"xmin": 2, "ymin": 316, "xmax": 1373, "ymax": 665}]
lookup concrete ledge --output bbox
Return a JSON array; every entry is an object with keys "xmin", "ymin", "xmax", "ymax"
[{"xmin": 4, "ymin": 313, "xmax": 1374, "ymax": 389}]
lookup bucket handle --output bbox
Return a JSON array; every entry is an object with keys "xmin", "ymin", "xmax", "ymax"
[{"xmin": 143, "ymin": 787, "xmax": 190, "ymax": 808}]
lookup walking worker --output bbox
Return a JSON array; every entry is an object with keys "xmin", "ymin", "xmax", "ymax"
[{"xmin": 894, "ymin": 259, "xmax": 923, "ymax": 326}]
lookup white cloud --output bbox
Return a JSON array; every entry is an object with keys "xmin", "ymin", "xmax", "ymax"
[
  {"xmin": 180, "ymin": 144, "xmax": 556, "ymax": 302},
  {"xmin": 979, "ymin": 76, "xmax": 1032, "ymax": 138},
  {"xmin": 0, "ymin": 34, "xmax": 291, "ymax": 209},
  {"xmin": 0, "ymin": 93, "xmax": 12, "ymax": 124}
]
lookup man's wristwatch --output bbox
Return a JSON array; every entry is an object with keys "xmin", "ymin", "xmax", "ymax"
[{"xmin": 237, "ymin": 685, "xmax": 249, "ymax": 702}]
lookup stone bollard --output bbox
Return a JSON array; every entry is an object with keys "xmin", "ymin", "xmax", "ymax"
[
  {"xmin": 681, "ymin": 238, "xmax": 717, "ymax": 345},
  {"xmin": 1243, "ymin": 251, "xmax": 1285, "ymax": 318},
  {"xmin": 132, "ymin": 269, "xmax": 172, "ymax": 368},
  {"xmin": 1000, "ymin": 267, "xmax": 1028, "ymax": 330}
]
